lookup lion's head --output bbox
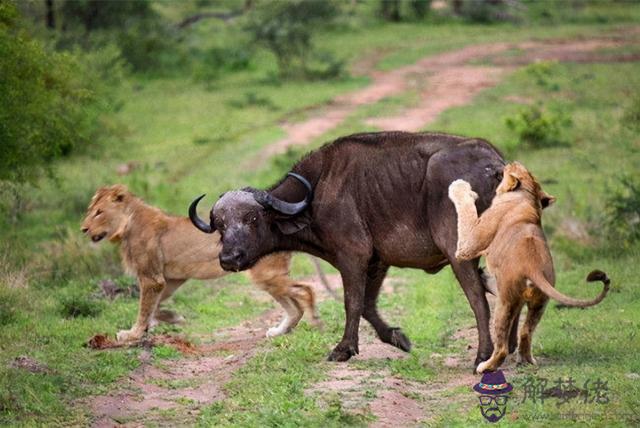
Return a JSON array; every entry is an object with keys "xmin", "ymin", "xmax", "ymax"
[
  {"xmin": 496, "ymin": 162, "xmax": 556, "ymax": 209},
  {"xmin": 81, "ymin": 184, "xmax": 133, "ymax": 243}
]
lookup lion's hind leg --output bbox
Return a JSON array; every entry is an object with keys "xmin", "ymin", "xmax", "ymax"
[
  {"xmin": 477, "ymin": 294, "xmax": 523, "ymax": 374},
  {"xmin": 267, "ymin": 295, "xmax": 303, "ymax": 337},
  {"xmin": 518, "ymin": 294, "xmax": 547, "ymax": 366},
  {"xmin": 291, "ymin": 282, "xmax": 321, "ymax": 328},
  {"xmin": 149, "ymin": 279, "xmax": 186, "ymax": 328},
  {"xmin": 265, "ymin": 282, "xmax": 321, "ymax": 337}
]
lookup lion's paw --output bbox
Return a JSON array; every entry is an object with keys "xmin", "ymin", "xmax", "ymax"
[
  {"xmin": 266, "ymin": 324, "xmax": 291, "ymax": 338},
  {"xmin": 448, "ymin": 179, "xmax": 478, "ymax": 202},
  {"xmin": 476, "ymin": 360, "xmax": 493, "ymax": 374},
  {"xmin": 116, "ymin": 328, "xmax": 143, "ymax": 343}
]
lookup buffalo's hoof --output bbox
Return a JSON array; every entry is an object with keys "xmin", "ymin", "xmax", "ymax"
[
  {"xmin": 389, "ymin": 328, "xmax": 412, "ymax": 352},
  {"xmin": 327, "ymin": 344, "xmax": 358, "ymax": 362}
]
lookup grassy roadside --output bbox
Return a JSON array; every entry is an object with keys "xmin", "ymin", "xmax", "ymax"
[{"xmin": 1, "ymin": 17, "xmax": 639, "ymax": 426}]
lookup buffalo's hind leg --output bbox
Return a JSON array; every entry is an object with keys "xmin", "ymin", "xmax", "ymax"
[
  {"xmin": 449, "ymin": 259, "xmax": 494, "ymax": 369},
  {"xmin": 327, "ymin": 266, "xmax": 367, "ymax": 362},
  {"xmin": 363, "ymin": 261, "xmax": 411, "ymax": 352}
]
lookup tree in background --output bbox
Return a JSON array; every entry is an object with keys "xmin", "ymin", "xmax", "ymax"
[
  {"xmin": 244, "ymin": 0, "xmax": 340, "ymax": 79},
  {"xmin": 452, "ymin": 0, "xmax": 516, "ymax": 23},
  {"xmin": 379, "ymin": 0, "xmax": 432, "ymax": 21}
]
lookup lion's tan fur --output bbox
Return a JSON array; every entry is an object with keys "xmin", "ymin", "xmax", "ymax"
[
  {"xmin": 82, "ymin": 184, "xmax": 319, "ymax": 342},
  {"xmin": 448, "ymin": 162, "xmax": 608, "ymax": 373}
]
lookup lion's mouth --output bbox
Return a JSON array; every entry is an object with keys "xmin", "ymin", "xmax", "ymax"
[{"xmin": 91, "ymin": 232, "xmax": 107, "ymax": 242}]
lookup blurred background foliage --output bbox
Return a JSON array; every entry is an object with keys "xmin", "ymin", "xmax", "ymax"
[{"xmin": 3, "ymin": 0, "xmax": 638, "ymax": 186}]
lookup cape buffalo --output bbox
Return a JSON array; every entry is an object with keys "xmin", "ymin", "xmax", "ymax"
[{"xmin": 190, "ymin": 131, "xmax": 505, "ymax": 367}]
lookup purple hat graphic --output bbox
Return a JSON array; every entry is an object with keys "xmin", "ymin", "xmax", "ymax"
[{"xmin": 473, "ymin": 370, "xmax": 513, "ymax": 395}]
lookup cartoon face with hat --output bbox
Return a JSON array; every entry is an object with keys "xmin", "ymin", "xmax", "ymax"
[{"xmin": 473, "ymin": 370, "xmax": 513, "ymax": 423}]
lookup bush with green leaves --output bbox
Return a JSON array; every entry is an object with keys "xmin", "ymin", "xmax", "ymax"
[
  {"xmin": 193, "ymin": 44, "xmax": 253, "ymax": 83},
  {"xmin": 605, "ymin": 174, "xmax": 640, "ymax": 246},
  {"xmin": 454, "ymin": 0, "xmax": 516, "ymax": 23},
  {"xmin": 379, "ymin": 0, "xmax": 432, "ymax": 21},
  {"xmin": 244, "ymin": 0, "xmax": 342, "ymax": 79},
  {"xmin": 525, "ymin": 60, "xmax": 561, "ymax": 91},
  {"xmin": 44, "ymin": 0, "xmax": 182, "ymax": 74},
  {"xmin": 0, "ymin": 2, "xmax": 124, "ymax": 184},
  {"xmin": 505, "ymin": 104, "xmax": 572, "ymax": 149}
]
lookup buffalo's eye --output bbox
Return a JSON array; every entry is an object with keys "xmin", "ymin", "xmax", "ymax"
[{"xmin": 243, "ymin": 213, "xmax": 257, "ymax": 225}]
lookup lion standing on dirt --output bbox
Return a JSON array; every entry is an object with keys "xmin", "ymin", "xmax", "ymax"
[
  {"xmin": 448, "ymin": 162, "xmax": 609, "ymax": 373},
  {"xmin": 81, "ymin": 184, "xmax": 319, "ymax": 343}
]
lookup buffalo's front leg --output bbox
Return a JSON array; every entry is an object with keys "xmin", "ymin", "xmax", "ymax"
[
  {"xmin": 363, "ymin": 261, "xmax": 411, "ymax": 352},
  {"xmin": 328, "ymin": 267, "xmax": 366, "ymax": 362}
]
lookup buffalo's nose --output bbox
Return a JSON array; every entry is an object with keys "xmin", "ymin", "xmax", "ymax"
[
  {"xmin": 81, "ymin": 227, "xmax": 88, "ymax": 234},
  {"xmin": 220, "ymin": 250, "xmax": 245, "ymax": 268}
]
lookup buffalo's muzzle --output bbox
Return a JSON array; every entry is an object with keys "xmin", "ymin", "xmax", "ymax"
[{"xmin": 219, "ymin": 249, "xmax": 247, "ymax": 272}]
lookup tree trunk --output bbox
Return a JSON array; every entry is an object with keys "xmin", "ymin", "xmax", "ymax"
[{"xmin": 45, "ymin": 0, "xmax": 55, "ymax": 29}]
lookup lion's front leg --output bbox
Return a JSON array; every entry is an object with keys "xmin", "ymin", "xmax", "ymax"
[
  {"xmin": 117, "ymin": 277, "xmax": 165, "ymax": 343},
  {"xmin": 448, "ymin": 179, "xmax": 481, "ymax": 260}
]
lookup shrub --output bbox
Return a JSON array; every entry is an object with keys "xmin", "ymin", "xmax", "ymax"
[
  {"xmin": 0, "ymin": 2, "xmax": 124, "ymax": 184},
  {"xmin": 604, "ymin": 174, "xmax": 640, "ymax": 245},
  {"xmin": 379, "ymin": 0, "xmax": 432, "ymax": 21},
  {"xmin": 244, "ymin": 0, "xmax": 341, "ymax": 79},
  {"xmin": 525, "ymin": 60, "xmax": 561, "ymax": 91},
  {"xmin": 505, "ymin": 104, "xmax": 572, "ymax": 149},
  {"xmin": 194, "ymin": 45, "xmax": 253, "ymax": 83},
  {"xmin": 454, "ymin": 0, "xmax": 516, "ymax": 23}
]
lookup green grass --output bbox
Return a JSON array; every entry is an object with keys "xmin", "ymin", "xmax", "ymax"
[{"xmin": 1, "ymin": 10, "xmax": 640, "ymax": 426}]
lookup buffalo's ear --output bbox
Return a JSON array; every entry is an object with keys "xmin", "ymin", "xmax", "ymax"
[
  {"xmin": 539, "ymin": 190, "xmax": 556, "ymax": 209},
  {"xmin": 274, "ymin": 212, "xmax": 311, "ymax": 235},
  {"xmin": 503, "ymin": 173, "xmax": 520, "ymax": 192}
]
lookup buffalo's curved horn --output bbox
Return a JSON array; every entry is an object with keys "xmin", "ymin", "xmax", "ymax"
[
  {"xmin": 267, "ymin": 172, "xmax": 313, "ymax": 216},
  {"xmin": 189, "ymin": 194, "xmax": 214, "ymax": 234}
]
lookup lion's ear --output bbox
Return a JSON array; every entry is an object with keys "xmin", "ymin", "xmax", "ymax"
[
  {"xmin": 540, "ymin": 190, "xmax": 556, "ymax": 209},
  {"xmin": 504, "ymin": 173, "xmax": 521, "ymax": 192},
  {"xmin": 110, "ymin": 185, "xmax": 129, "ymax": 203}
]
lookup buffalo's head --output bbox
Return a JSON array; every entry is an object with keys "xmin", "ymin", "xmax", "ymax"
[{"xmin": 189, "ymin": 173, "xmax": 313, "ymax": 271}]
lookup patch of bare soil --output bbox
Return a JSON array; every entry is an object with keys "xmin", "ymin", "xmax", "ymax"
[
  {"xmin": 306, "ymin": 292, "xmax": 548, "ymax": 426},
  {"xmin": 87, "ymin": 309, "xmax": 282, "ymax": 427},
  {"xmin": 259, "ymin": 32, "xmax": 639, "ymax": 161},
  {"xmin": 306, "ymin": 322, "xmax": 483, "ymax": 427}
]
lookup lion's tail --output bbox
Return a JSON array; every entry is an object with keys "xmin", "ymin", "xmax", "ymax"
[{"xmin": 527, "ymin": 270, "xmax": 610, "ymax": 308}]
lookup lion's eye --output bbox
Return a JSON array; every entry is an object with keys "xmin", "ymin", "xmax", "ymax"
[{"xmin": 95, "ymin": 209, "xmax": 103, "ymax": 217}]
